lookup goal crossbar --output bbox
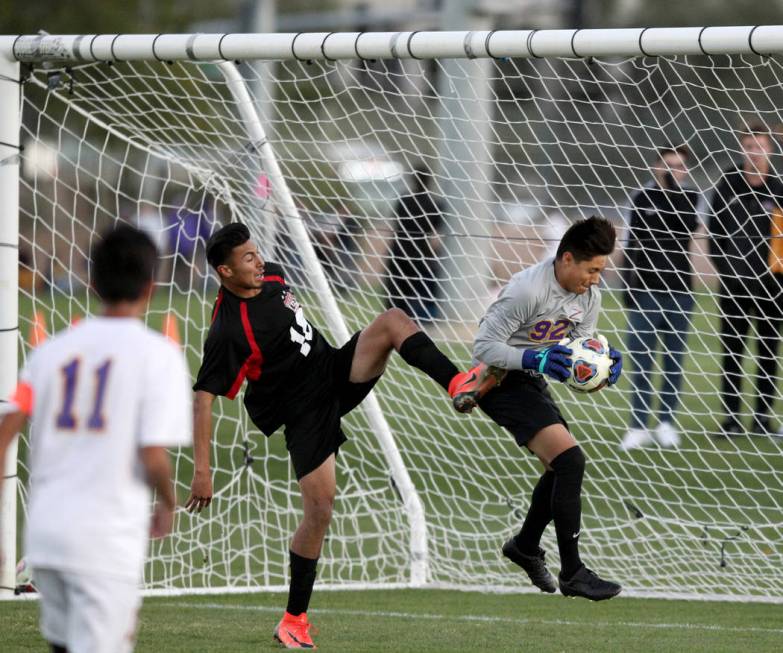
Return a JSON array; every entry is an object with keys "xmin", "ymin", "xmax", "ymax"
[{"xmin": 3, "ymin": 26, "xmax": 783, "ymax": 65}]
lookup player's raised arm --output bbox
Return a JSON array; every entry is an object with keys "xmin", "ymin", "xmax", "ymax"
[{"xmin": 186, "ymin": 390, "xmax": 216, "ymax": 513}]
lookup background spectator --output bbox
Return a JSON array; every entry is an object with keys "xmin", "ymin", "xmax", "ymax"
[
  {"xmin": 620, "ymin": 146, "xmax": 701, "ymax": 451},
  {"xmin": 384, "ymin": 163, "xmax": 444, "ymax": 322},
  {"xmin": 166, "ymin": 192, "xmax": 217, "ymax": 290},
  {"xmin": 708, "ymin": 124, "xmax": 783, "ymax": 437}
]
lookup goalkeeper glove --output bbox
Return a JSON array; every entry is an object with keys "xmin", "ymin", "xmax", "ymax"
[
  {"xmin": 521, "ymin": 344, "xmax": 572, "ymax": 382},
  {"xmin": 608, "ymin": 347, "xmax": 623, "ymax": 385}
]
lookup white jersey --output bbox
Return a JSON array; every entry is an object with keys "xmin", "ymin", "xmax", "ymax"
[
  {"xmin": 473, "ymin": 257, "xmax": 601, "ymax": 371},
  {"xmin": 16, "ymin": 317, "xmax": 192, "ymax": 581}
]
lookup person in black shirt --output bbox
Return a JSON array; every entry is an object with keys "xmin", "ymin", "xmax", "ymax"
[
  {"xmin": 184, "ymin": 223, "xmax": 497, "ymax": 648},
  {"xmin": 384, "ymin": 164, "xmax": 444, "ymax": 322},
  {"xmin": 708, "ymin": 125, "xmax": 783, "ymax": 437},
  {"xmin": 620, "ymin": 146, "xmax": 701, "ymax": 451}
]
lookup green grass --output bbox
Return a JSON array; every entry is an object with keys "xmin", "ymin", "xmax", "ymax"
[{"xmin": 3, "ymin": 589, "xmax": 783, "ymax": 652}]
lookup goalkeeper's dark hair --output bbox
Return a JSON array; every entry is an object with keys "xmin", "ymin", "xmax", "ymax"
[
  {"xmin": 206, "ymin": 222, "xmax": 251, "ymax": 270},
  {"xmin": 556, "ymin": 216, "xmax": 616, "ymax": 262},
  {"xmin": 91, "ymin": 225, "xmax": 157, "ymax": 303}
]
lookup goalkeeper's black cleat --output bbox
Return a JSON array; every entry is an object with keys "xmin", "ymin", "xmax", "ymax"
[
  {"xmin": 559, "ymin": 565, "xmax": 622, "ymax": 601},
  {"xmin": 501, "ymin": 537, "xmax": 557, "ymax": 593}
]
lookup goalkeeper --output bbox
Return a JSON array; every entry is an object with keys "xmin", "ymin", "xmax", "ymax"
[{"xmin": 450, "ymin": 216, "xmax": 623, "ymax": 600}]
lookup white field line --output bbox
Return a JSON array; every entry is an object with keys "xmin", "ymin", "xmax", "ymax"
[{"xmin": 159, "ymin": 601, "xmax": 783, "ymax": 636}]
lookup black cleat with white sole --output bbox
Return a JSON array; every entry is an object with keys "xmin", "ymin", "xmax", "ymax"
[
  {"xmin": 559, "ymin": 565, "xmax": 622, "ymax": 601},
  {"xmin": 501, "ymin": 537, "xmax": 557, "ymax": 593}
]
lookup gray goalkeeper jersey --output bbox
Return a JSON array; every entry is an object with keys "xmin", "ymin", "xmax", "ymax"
[{"xmin": 473, "ymin": 256, "xmax": 600, "ymax": 371}]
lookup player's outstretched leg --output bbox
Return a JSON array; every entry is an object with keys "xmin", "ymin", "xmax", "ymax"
[
  {"xmin": 502, "ymin": 537, "xmax": 557, "ymax": 593},
  {"xmin": 353, "ymin": 308, "xmax": 493, "ymax": 413},
  {"xmin": 448, "ymin": 363, "xmax": 506, "ymax": 413}
]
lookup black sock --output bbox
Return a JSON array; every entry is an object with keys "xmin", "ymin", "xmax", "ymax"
[
  {"xmin": 515, "ymin": 470, "xmax": 555, "ymax": 554},
  {"xmin": 398, "ymin": 331, "xmax": 459, "ymax": 391},
  {"xmin": 550, "ymin": 446, "xmax": 586, "ymax": 578},
  {"xmin": 286, "ymin": 550, "xmax": 319, "ymax": 616}
]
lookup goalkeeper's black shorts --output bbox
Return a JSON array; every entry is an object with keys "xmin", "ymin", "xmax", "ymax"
[{"xmin": 478, "ymin": 370, "xmax": 569, "ymax": 448}]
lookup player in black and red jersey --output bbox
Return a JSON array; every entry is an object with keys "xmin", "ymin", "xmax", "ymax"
[{"xmin": 185, "ymin": 223, "xmax": 496, "ymax": 649}]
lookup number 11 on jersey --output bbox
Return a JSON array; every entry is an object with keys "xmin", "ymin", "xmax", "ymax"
[{"xmin": 55, "ymin": 358, "xmax": 112, "ymax": 431}]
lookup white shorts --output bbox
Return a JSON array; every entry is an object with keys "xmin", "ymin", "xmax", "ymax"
[{"xmin": 33, "ymin": 567, "xmax": 141, "ymax": 653}]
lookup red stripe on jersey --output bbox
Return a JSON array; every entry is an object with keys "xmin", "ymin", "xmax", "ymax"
[
  {"xmin": 225, "ymin": 301, "xmax": 264, "ymax": 399},
  {"xmin": 10, "ymin": 381, "xmax": 34, "ymax": 416},
  {"xmin": 263, "ymin": 275, "xmax": 285, "ymax": 285},
  {"xmin": 211, "ymin": 289, "xmax": 224, "ymax": 324}
]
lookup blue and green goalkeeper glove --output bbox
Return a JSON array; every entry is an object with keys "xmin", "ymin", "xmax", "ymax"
[
  {"xmin": 521, "ymin": 344, "xmax": 573, "ymax": 382},
  {"xmin": 608, "ymin": 347, "xmax": 623, "ymax": 385}
]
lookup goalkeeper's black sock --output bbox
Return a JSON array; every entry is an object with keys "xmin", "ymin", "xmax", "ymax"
[
  {"xmin": 286, "ymin": 550, "xmax": 319, "ymax": 616},
  {"xmin": 515, "ymin": 470, "xmax": 555, "ymax": 554},
  {"xmin": 399, "ymin": 331, "xmax": 459, "ymax": 391},
  {"xmin": 550, "ymin": 446, "xmax": 586, "ymax": 579}
]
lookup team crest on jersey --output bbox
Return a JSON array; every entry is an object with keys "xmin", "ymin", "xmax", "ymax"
[{"xmin": 282, "ymin": 290, "xmax": 300, "ymax": 313}]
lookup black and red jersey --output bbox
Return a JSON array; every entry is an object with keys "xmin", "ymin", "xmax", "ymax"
[{"xmin": 193, "ymin": 262, "xmax": 333, "ymax": 435}]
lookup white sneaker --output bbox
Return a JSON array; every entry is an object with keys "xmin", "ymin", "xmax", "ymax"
[
  {"xmin": 654, "ymin": 421, "xmax": 681, "ymax": 448},
  {"xmin": 620, "ymin": 428, "xmax": 653, "ymax": 452}
]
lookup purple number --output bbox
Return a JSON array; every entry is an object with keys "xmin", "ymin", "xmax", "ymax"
[
  {"xmin": 529, "ymin": 320, "xmax": 551, "ymax": 341},
  {"xmin": 55, "ymin": 358, "xmax": 112, "ymax": 431},
  {"xmin": 87, "ymin": 360, "xmax": 112, "ymax": 430},
  {"xmin": 55, "ymin": 359, "xmax": 80, "ymax": 429},
  {"xmin": 549, "ymin": 319, "xmax": 570, "ymax": 341}
]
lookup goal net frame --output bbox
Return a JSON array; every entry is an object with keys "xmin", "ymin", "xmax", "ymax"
[{"xmin": 2, "ymin": 26, "xmax": 782, "ymax": 603}]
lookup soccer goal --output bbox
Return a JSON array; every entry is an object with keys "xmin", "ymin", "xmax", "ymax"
[{"xmin": 2, "ymin": 27, "xmax": 783, "ymax": 602}]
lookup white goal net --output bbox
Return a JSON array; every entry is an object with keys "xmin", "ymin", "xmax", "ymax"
[{"xmin": 5, "ymin": 29, "xmax": 783, "ymax": 601}]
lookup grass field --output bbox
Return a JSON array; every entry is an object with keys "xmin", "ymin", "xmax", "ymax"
[{"xmin": 3, "ymin": 588, "xmax": 783, "ymax": 652}]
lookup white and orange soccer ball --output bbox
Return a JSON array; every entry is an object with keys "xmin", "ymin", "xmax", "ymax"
[{"xmin": 561, "ymin": 335, "xmax": 613, "ymax": 393}]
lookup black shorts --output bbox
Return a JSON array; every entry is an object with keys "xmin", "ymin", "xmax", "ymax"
[
  {"xmin": 284, "ymin": 330, "xmax": 380, "ymax": 480},
  {"xmin": 477, "ymin": 370, "xmax": 568, "ymax": 448}
]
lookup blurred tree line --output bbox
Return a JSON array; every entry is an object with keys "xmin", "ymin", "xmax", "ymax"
[{"xmin": 5, "ymin": 0, "xmax": 783, "ymax": 36}]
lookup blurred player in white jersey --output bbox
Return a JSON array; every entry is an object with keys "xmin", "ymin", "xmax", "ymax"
[
  {"xmin": 0, "ymin": 226, "xmax": 192, "ymax": 653},
  {"xmin": 450, "ymin": 216, "xmax": 624, "ymax": 601}
]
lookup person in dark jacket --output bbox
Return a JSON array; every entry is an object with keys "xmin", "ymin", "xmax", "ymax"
[
  {"xmin": 620, "ymin": 146, "xmax": 701, "ymax": 451},
  {"xmin": 384, "ymin": 164, "xmax": 444, "ymax": 322},
  {"xmin": 708, "ymin": 125, "xmax": 783, "ymax": 437}
]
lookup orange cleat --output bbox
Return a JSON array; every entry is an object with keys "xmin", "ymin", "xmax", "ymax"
[
  {"xmin": 274, "ymin": 611, "xmax": 316, "ymax": 649},
  {"xmin": 448, "ymin": 363, "xmax": 506, "ymax": 413}
]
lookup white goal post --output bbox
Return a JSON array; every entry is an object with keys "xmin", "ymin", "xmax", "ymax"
[{"xmin": 2, "ymin": 27, "xmax": 783, "ymax": 602}]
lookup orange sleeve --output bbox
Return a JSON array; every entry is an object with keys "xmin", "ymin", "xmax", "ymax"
[{"xmin": 10, "ymin": 381, "xmax": 34, "ymax": 416}]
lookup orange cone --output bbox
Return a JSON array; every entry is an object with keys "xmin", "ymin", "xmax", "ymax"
[
  {"xmin": 163, "ymin": 312, "xmax": 181, "ymax": 346},
  {"xmin": 28, "ymin": 311, "xmax": 47, "ymax": 347}
]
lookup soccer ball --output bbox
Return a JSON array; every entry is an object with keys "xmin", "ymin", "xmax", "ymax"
[{"xmin": 562, "ymin": 335, "xmax": 612, "ymax": 393}]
